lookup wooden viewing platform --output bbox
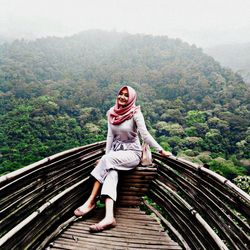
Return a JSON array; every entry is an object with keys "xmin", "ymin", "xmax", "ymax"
[
  {"xmin": 49, "ymin": 207, "xmax": 182, "ymax": 250},
  {"xmin": 0, "ymin": 141, "xmax": 249, "ymax": 250}
]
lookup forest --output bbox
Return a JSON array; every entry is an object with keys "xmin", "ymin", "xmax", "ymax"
[
  {"xmin": 0, "ymin": 30, "xmax": 249, "ymax": 192},
  {"xmin": 205, "ymin": 42, "xmax": 250, "ymax": 84}
]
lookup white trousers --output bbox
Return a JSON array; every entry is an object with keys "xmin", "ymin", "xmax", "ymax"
[{"xmin": 91, "ymin": 150, "xmax": 141, "ymax": 201}]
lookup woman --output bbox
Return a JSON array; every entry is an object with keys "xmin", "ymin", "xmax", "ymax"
[{"xmin": 74, "ymin": 85, "xmax": 172, "ymax": 232}]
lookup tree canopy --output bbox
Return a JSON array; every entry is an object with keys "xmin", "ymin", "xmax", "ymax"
[{"xmin": 0, "ymin": 30, "xmax": 249, "ymax": 182}]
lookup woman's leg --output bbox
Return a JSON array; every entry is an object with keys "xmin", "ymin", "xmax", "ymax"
[
  {"xmin": 89, "ymin": 197, "xmax": 116, "ymax": 232},
  {"xmin": 101, "ymin": 169, "xmax": 118, "ymax": 201},
  {"xmin": 88, "ymin": 180, "xmax": 102, "ymax": 204},
  {"xmin": 74, "ymin": 180, "xmax": 101, "ymax": 216},
  {"xmin": 89, "ymin": 170, "xmax": 118, "ymax": 232},
  {"xmin": 89, "ymin": 151, "xmax": 140, "ymax": 231},
  {"xmin": 74, "ymin": 155, "xmax": 108, "ymax": 216},
  {"xmin": 105, "ymin": 197, "xmax": 115, "ymax": 220}
]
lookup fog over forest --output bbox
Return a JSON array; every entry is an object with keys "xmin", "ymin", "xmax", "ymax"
[
  {"xmin": 0, "ymin": 1, "xmax": 249, "ymax": 190},
  {"xmin": 1, "ymin": 2, "xmax": 249, "ymax": 245},
  {"xmin": 1, "ymin": 0, "xmax": 249, "ymax": 81},
  {"xmin": 1, "ymin": 0, "xmax": 250, "ymax": 48}
]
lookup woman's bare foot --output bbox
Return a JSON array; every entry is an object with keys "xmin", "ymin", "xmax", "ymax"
[
  {"xmin": 74, "ymin": 199, "xmax": 96, "ymax": 217},
  {"xmin": 89, "ymin": 217, "xmax": 116, "ymax": 232}
]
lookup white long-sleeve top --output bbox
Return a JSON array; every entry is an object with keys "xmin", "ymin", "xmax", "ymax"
[{"xmin": 105, "ymin": 110, "xmax": 163, "ymax": 154}]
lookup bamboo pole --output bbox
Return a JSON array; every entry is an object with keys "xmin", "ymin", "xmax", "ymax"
[{"xmin": 0, "ymin": 177, "xmax": 90, "ymax": 247}]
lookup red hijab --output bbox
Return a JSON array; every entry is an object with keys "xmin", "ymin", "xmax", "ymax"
[{"xmin": 108, "ymin": 86, "xmax": 140, "ymax": 125}]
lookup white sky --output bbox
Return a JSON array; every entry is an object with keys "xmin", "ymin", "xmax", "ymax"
[{"xmin": 0, "ymin": 0, "xmax": 250, "ymax": 47}]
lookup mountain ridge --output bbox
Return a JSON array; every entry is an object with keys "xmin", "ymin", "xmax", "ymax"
[
  {"xmin": 0, "ymin": 30, "xmax": 249, "ymax": 179},
  {"xmin": 204, "ymin": 42, "xmax": 250, "ymax": 84}
]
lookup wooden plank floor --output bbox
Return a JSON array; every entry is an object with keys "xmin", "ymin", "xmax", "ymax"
[{"xmin": 48, "ymin": 207, "xmax": 182, "ymax": 250}]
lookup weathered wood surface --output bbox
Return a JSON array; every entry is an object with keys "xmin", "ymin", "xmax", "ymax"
[
  {"xmin": 117, "ymin": 166, "xmax": 157, "ymax": 207},
  {"xmin": 1, "ymin": 142, "xmax": 249, "ymax": 250},
  {"xmin": 48, "ymin": 207, "xmax": 182, "ymax": 250},
  {"xmin": 151, "ymin": 154, "xmax": 250, "ymax": 250},
  {"xmin": 0, "ymin": 142, "xmax": 105, "ymax": 238}
]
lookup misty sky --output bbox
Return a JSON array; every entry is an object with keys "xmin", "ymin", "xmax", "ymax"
[{"xmin": 1, "ymin": 0, "xmax": 250, "ymax": 48}]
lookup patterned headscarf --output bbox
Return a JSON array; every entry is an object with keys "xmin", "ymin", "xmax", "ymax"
[{"xmin": 108, "ymin": 86, "xmax": 140, "ymax": 125}]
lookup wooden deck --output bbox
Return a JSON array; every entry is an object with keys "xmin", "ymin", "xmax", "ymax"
[
  {"xmin": 2, "ymin": 143, "xmax": 248, "ymax": 249},
  {"xmin": 48, "ymin": 207, "xmax": 182, "ymax": 250}
]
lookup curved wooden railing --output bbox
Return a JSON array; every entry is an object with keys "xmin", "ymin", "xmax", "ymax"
[
  {"xmin": 0, "ymin": 142, "xmax": 249, "ymax": 249},
  {"xmin": 149, "ymin": 154, "xmax": 250, "ymax": 250},
  {"xmin": 0, "ymin": 142, "xmax": 105, "ymax": 250}
]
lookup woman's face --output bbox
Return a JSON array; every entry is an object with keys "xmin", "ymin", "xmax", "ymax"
[{"xmin": 117, "ymin": 88, "xmax": 129, "ymax": 107}]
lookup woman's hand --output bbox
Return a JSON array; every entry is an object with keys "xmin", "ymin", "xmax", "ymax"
[{"xmin": 160, "ymin": 150, "xmax": 173, "ymax": 157}]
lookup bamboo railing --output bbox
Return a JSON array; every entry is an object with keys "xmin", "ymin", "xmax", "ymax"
[
  {"xmin": 150, "ymin": 153, "xmax": 250, "ymax": 250},
  {"xmin": 0, "ymin": 142, "xmax": 105, "ymax": 249},
  {"xmin": 0, "ymin": 142, "xmax": 249, "ymax": 249}
]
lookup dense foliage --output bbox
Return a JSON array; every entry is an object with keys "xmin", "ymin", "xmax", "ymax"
[{"xmin": 0, "ymin": 30, "xmax": 249, "ymax": 182}]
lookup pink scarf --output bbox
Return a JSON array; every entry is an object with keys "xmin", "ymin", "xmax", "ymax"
[{"xmin": 108, "ymin": 86, "xmax": 140, "ymax": 125}]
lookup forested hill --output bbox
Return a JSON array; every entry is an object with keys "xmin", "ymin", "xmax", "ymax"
[
  {"xmin": 205, "ymin": 42, "xmax": 250, "ymax": 84},
  {"xmin": 0, "ymin": 30, "xmax": 249, "ymax": 183}
]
